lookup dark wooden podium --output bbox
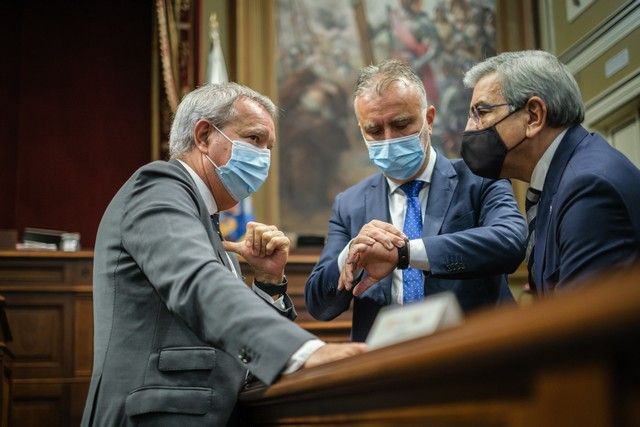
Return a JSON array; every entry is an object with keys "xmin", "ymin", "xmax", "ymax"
[
  {"xmin": 0, "ymin": 249, "xmax": 348, "ymax": 426},
  {"xmin": 0, "ymin": 250, "xmax": 93, "ymax": 427},
  {"xmin": 0, "ymin": 296, "xmax": 13, "ymax": 427},
  {"xmin": 240, "ymin": 265, "xmax": 640, "ymax": 426}
]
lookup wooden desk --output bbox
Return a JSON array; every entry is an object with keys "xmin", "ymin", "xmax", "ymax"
[
  {"xmin": 240, "ymin": 265, "xmax": 640, "ymax": 426},
  {"xmin": 0, "ymin": 251, "xmax": 93, "ymax": 427},
  {"xmin": 0, "ymin": 296, "xmax": 13, "ymax": 427},
  {"xmin": 0, "ymin": 249, "xmax": 347, "ymax": 426},
  {"xmin": 0, "ymin": 249, "xmax": 536, "ymax": 426}
]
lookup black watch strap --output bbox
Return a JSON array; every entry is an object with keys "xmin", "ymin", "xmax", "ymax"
[
  {"xmin": 254, "ymin": 276, "xmax": 288, "ymax": 295},
  {"xmin": 396, "ymin": 240, "xmax": 410, "ymax": 270}
]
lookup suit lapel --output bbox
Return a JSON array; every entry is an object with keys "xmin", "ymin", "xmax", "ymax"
[
  {"xmin": 424, "ymin": 155, "xmax": 458, "ymax": 237},
  {"xmin": 364, "ymin": 174, "xmax": 391, "ymax": 223},
  {"xmin": 229, "ymin": 251, "xmax": 242, "ymax": 278},
  {"xmin": 533, "ymin": 125, "xmax": 588, "ymax": 293},
  {"xmin": 170, "ymin": 159, "xmax": 237, "ymax": 274},
  {"xmin": 364, "ymin": 175, "xmax": 393, "ymax": 304},
  {"xmin": 211, "ymin": 231, "xmax": 236, "ymax": 273}
]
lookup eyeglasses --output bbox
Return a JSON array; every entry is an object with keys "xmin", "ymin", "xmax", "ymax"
[{"xmin": 468, "ymin": 102, "xmax": 512, "ymax": 126}]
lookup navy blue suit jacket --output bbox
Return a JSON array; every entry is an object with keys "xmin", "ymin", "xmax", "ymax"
[
  {"xmin": 305, "ymin": 154, "xmax": 527, "ymax": 341},
  {"xmin": 530, "ymin": 125, "xmax": 640, "ymax": 294}
]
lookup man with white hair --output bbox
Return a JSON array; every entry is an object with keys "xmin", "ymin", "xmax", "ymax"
[
  {"xmin": 82, "ymin": 83, "xmax": 366, "ymax": 426},
  {"xmin": 461, "ymin": 50, "xmax": 640, "ymax": 294}
]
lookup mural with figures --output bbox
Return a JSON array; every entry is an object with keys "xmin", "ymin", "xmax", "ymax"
[{"xmin": 276, "ymin": 0, "xmax": 496, "ymax": 236}]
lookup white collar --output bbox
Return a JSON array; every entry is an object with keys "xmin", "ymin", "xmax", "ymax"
[
  {"xmin": 387, "ymin": 146, "xmax": 437, "ymax": 194},
  {"xmin": 530, "ymin": 129, "xmax": 568, "ymax": 191},
  {"xmin": 177, "ymin": 159, "xmax": 219, "ymax": 215}
]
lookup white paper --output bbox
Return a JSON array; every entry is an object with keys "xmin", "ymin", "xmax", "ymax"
[{"xmin": 366, "ymin": 291, "xmax": 463, "ymax": 350}]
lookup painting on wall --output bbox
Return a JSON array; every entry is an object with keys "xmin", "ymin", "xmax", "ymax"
[{"xmin": 275, "ymin": 0, "xmax": 496, "ymax": 236}]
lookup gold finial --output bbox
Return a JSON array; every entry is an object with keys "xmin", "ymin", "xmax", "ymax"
[{"xmin": 209, "ymin": 12, "xmax": 220, "ymax": 42}]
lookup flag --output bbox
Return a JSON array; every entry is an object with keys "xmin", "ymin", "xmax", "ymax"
[
  {"xmin": 206, "ymin": 13, "xmax": 228, "ymax": 84},
  {"xmin": 220, "ymin": 197, "xmax": 256, "ymax": 242},
  {"xmin": 207, "ymin": 13, "xmax": 254, "ymax": 241}
]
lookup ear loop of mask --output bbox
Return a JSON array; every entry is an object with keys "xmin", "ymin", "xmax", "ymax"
[{"xmin": 202, "ymin": 121, "xmax": 231, "ymax": 169}]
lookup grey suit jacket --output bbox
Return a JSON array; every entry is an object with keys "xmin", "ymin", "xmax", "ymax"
[{"xmin": 82, "ymin": 160, "xmax": 314, "ymax": 427}]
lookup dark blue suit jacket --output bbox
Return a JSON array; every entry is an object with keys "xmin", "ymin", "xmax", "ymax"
[
  {"xmin": 531, "ymin": 125, "xmax": 640, "ymax": 294},
  {"xmin": 305, "ymin": 154, "xmax": 527, "ymax": 341}
]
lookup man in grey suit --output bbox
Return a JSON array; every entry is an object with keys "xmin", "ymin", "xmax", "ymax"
[{"xmin": 82, "ymin": 83, "xmax": 366, "ymax": 426}]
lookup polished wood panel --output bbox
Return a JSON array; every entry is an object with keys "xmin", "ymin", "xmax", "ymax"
[
  {"xmin": 12, "ymin": 382, "xmax": 66, "ymax": 427},
  {"xmin": 0, "ymin": 296, "xmax": 13, "ymax": 427},
  {"xmin": 74, "ymin": 297, "xmax": 93, "ymax": 378},
  {"xmin": 0, "ymin": 249, "xmax": 538, "ymax": 426},
  {"xmin": 0, "ymin": 249, "xmax": 347, "ymax": 426},
  {"xmin": 0, "ymin": 251, "xmax": 93, "ymax": 427},
  {"xmin": 240, "ymin": 264, "xmax": 640, "ymax": 426},
  {"xmin": 8, "ymin": 296, "xmax": 69, "ymax": 378}
]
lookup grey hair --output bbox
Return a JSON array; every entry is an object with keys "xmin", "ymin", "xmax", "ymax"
[
  {"xmin": 354, "ymin": 59, "xmax": 428, "ymax": 108},
  {"xmin": 169, "ymin": 82, "xmax": 278, "ymax": 159},
  {"xmin": 463, "ymin": 50, "xmax": 584, "ymax": 127}
]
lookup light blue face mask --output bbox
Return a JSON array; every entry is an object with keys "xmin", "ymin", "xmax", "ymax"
[
  {"xmin": 364, "ymin": 125, "xmax": 426, "ymax": 180},
  {"xmin": 205, "ymin": 125, "xmax": 271, "ymax": 202}
]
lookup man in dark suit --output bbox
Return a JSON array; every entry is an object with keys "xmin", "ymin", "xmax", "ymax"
[
  {"xmin": 82, "ymin": 83, "xmax": 366, "ymax": 427},
  {"xmin": 460, "ymin": 50, "xmax": 640, "ymax": 294},
  {"xmin": 305, "ymin": 60, "xmax": 527, "ymax": 342}
]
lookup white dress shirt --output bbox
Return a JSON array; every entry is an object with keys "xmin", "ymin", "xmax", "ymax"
[
  {"xmin": 178, "ymin": 160, "xmax": 324, "ymax": 373},
  {"xmin": 529, "ymin": 129, "xmax": 568, "ymax": 191},
  {"xmin": 338, "ymin": 146, "xmax": 437, "ymax": 304}
]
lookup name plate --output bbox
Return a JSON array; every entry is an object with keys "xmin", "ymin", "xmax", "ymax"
[{"xmin": 366, "ymin": 291, "xmax": 463, "ymax": 350}]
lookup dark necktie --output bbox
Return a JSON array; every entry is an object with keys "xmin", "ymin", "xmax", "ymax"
[
  {"xmin": 399, "ymin": 180, "xmax": 425, "ymax": 304},
  {"xmin": 211, "ymin": 213, "xmax": 224, "ymax": 241},
  {"xmin": 211, "ymin": 213, "xmax": 240, "ymax": 277},
  {"xmin": 525, "ymin": 187, "xmax": 542, "ymax": 289}
]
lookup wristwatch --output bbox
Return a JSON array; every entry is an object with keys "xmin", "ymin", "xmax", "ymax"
[
  {"xmin": 253, "ymin": 276, "xmax": 288, "ymax": 295},
  {"xmin": 396, "ymin": 239, "xmax": 410, "ymax": 270}
]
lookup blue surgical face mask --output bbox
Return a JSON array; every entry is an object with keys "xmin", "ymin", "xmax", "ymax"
[
  {"xmin": 364, "ymin": 122, "xmax": 427, "ymax": 180},
  {"xmin": 204, "ymin": 124, "xmax": 271, "ymax": 202}
]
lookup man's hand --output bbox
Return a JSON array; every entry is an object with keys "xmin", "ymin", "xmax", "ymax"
[
  {"xmin": 351, "ymin": 220, "xmax": 406, "ymax": 250},
  {"xmin": 303, "ymin": 343, "xmax": 367, "ymax": 369},
  {"xmin": 223, "ymin": 221, "xmax": 289, "ymax": 283},
  {"xmin": 346, "ymin": 241, "xmax": 399, "ymax": 296},
  {"xmin": 337, "ymin": 221, "xmax": 405, "ymax": 292}
]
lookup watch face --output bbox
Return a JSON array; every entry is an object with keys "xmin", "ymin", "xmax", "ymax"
[{"xmin": 397, "ymin": 244, "xmax": 410, "ymax": 269}]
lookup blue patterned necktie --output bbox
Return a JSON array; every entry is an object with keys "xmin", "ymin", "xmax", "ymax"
[
  {"xmin": 525, "ymin": 187, "xmax": 541, "ymax": 289},
  {"xmin": 400, "ymin": 180, "xmax": 425, "ymax": 304}
]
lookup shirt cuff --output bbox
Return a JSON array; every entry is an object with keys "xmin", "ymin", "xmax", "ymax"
[
  {"xmin": 282, "ymin": 339, "xmax": 326, "ymax": 374},
  {"xmin": 253, "ymin": 284, "xmax": 286, "ymax": 310},
  {"xmin": 337, "ymin": 241, "xmax": 352, "ymax": 273},
  {"xmin": 409, "ymin": 238, "xmax": 430, "ymax": 271}
]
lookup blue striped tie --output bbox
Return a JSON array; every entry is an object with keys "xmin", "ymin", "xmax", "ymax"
[
  {"xmin": 400, "ymin": 180, "xmax": 425, "ymax": 304},
  {"xmin": 525, "ymin": 188, "xmax": 541, "ymax": 289}
]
